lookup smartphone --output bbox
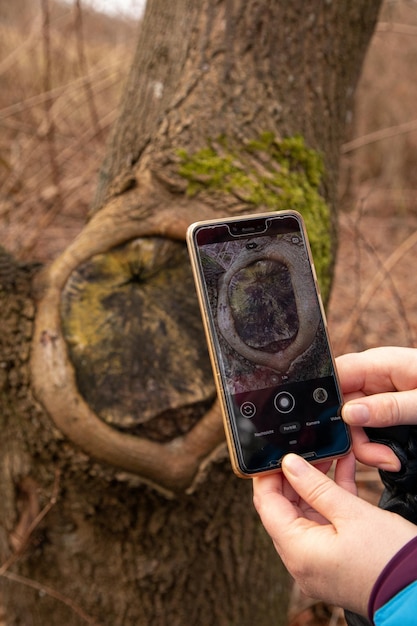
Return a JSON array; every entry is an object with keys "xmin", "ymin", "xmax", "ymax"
[{"xmin": 187, "ymin": 210, "xmax": 350, "ymax": 477}]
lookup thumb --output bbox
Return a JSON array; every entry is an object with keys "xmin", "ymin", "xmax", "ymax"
[
  {"xmin": 342, "ymin": 390, "xmax": 417, "ymax": 427},
  {"xmin": 282, "ymin": 454, "xmax": 359, "ymax": 523}
]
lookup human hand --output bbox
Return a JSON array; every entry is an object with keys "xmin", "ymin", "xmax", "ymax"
[
  {"xmin": 337, "ymin": 347, "xmax": 417, "ymax": 471},
  {"xmin": 253, "ymin": 453, "xmax": 417, "ymax": 616}
]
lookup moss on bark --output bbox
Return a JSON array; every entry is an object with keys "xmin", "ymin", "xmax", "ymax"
[{"xmin": 178, "ymin": 133, "xmax": 332, "ymax": 299}]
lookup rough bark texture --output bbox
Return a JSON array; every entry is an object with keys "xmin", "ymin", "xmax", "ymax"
[
  {"xmin": 0, "ymin": 252, "xmax": 286, "ymax": 626},
  {"xmin": 0, "ymin": 1, "xmax": 382, "ymax": 624},
  {"xmin": 94, "ymin": 0, "xmax": 380, "ymax": 222}
]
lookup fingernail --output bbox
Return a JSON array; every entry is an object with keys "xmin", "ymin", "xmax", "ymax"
[
  {"xmin": 379, "ymin": 453, "xmax": 402, "ymax": 473},
  {"xmin": 380, "ymin": 460, "xmax": 402, "ymax": 472},
  {"xmin": 343, "ymin": 403, "xmax": 370, "ymax": 425},
  {"xmin": 282, "ymin": 454, "xmax": 309, "ymax": 477}
]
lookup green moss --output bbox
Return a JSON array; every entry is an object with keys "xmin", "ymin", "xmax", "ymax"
[{"xmin": 178, "ymin": 134, "xmax": 332, "ymax": 300}]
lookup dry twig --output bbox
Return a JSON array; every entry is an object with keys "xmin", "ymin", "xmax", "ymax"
[{"xmin": 0, "ymin": 470, "xmax": 102, "ymax": 626}]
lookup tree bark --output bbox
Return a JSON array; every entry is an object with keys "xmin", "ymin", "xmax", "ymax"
[
  {"xmin": 94, "ymin": 0, "xmax": 380, "ymax": 220},
  {"xmin": 0, "ymin": 1, "xmax": 382, "ymax": 624}
]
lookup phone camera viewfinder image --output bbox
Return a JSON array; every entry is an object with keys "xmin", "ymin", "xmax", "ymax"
[{"xmin": 187, "ymin": 211, "xmax": 350, "ymax": 477}]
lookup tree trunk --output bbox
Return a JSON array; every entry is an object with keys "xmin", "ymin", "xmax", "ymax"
[{"xmin": 0, "ymin": 1, "xmax": 382, "ymax": 625}]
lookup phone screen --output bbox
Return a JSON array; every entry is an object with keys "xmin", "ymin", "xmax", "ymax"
[{"xmin": 188, "ymin": 212, "xmax": 350, "ymax": 476}]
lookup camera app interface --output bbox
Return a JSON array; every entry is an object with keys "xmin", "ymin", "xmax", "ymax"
[{"xmin": 195, "ymin": 217, "xmax": 349, "ymax": 473}]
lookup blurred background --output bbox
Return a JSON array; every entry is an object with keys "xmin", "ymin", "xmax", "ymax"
[
  {"xmin": 328, "ymin": 0, "xmax": 417, "ymax": 357},
  {"xmin": 65, "ymin": 0, "xmax": 145, "ymax": 19}
]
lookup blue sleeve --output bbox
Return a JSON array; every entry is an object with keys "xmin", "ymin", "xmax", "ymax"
[
  {"xmin": 368, "ymin": 535, "xmax": 417, "ymax": 624},
  {"xmin": 374, "ymin": 581, "xmax": 417, "ymax": 626}
]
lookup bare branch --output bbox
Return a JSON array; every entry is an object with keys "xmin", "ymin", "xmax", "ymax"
[
  {"xmin": 0, "ymin": 470, "xmax": 60, "ymax": 576},
  {"xmin": 73, "ymin": 0, "xmax": 103, "ymax": 139},
  {"xmin": 341, "ymin": 117, "xmax": 417, "ymax": 154},
  {"xmin": 336, "ymin": 227, "xmax": 417, "ymax": 354},
  {"xmin": 41, "ymin": 0, "xmax": 61, "ymax": 195},
  {"xmin": 2, "ymin": 571, "xmax": 101, "ymax": 626}
]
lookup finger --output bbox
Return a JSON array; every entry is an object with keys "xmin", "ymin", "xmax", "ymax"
[
  {"xmin": 333, "ymin": 451, "xmax": 357, "ymax": 496},
  {"xmin": 342, "ymin": 390, "xmax": 417, "ymax": 428},
  {"xmin": 253, "ymin": 472, "xmax": 299, "ymax": 529},
  {"xmin": 253, "ymin": 460, "xmax": 333, "ymax": 512},
  {"xmin": 349, "ymin": 425, "xmax": 401, "ymax": 471},
  {"xmin": 281, "ymin": 454, "xmax": 362, "ymax": 524},
  {"xmin": 343, "ymin": 391, "xmax": 367, "ymax": 403},
  {"xmin": 312, "ymin": 460, "xmax": 333, "ymax": 475},
  {"xmin": 336, "ymin": 348, "xmax": 417, "ymax": 395}
]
